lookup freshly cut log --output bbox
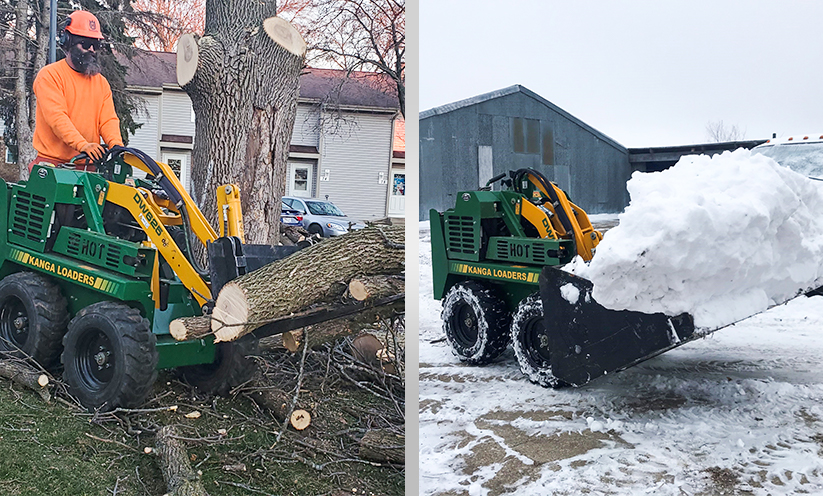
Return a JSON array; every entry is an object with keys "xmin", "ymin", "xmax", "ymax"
[
  {"xmin": 348, "ymin": 275, "xmax": 405, "ymax": 302},
  {"xmin": 169, "ymin": 316, "xmax": 212, "ymax": 341},
  {"xmin": 155, "ymin": 425, "xmax": 209, "ymax": 496},
  {"xmin": 0, "ymin": 359, "xmax": 50, "ymax": 402},
  {"xmin": 212, "ymin": 225, "xmax": 404, "ymax": 342},
  {"xmin": 281, "ymin": 300, "xmax": 404, "ymax": 352},
  {"xmin": 248, "ymin": 386, "xmax": 311, "ymax": 430},
  {"xmin": 359, "ymin": 429, "xmax": 405, "ymax": 464}
]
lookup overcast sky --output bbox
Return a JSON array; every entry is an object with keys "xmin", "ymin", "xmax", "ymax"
[{"xmin": 420, "ymin": 0, "xmax": 823, "ymax": 148}]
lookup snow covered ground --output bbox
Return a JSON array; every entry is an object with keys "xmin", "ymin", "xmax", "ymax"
[{"xmin": 419, "ymin": 218, "xmax": 823, "ymax": 495}]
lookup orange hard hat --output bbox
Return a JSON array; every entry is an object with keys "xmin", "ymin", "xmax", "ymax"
[{"xmin": 65, "ymin": 11, "xmax": 104, "ymax": 39}]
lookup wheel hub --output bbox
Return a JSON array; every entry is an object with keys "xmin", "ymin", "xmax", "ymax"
[
  {"xmin": 13, "ymin": 316, "xmax": 27, "ymax": 332},
  {"xmin": 451, "ymin": 304, "xmax": 480, "ymax": 348},
  {"xmin": 77, "ymin": 330, "xmax": 115, "ymax": 387},
  {"xmin": 524, "ymin": 316, "xmax": 552, "ymax": 365},
  {"xmin": 0, "ymin": 296, "xmax": 29, "ymax": 347},
  {"xmin": 94, "ymin": 348, "xmax": 111, "ymax": 368}
]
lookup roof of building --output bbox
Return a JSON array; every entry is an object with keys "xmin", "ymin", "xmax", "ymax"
[
  {"xmin": 118, "ymin": 50, "xmax": 399, "ymax": 111},
  {"xmin": 420, "ymin": 84, "xmax": 625, "ymax": 152}
]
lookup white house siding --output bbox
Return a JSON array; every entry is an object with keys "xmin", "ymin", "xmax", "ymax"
[
  {"xmin": 161, "ymin": 91, "xmax": 195, "ymax": 138},
  {"xmin": 293, "ymin": 104, "xmax": 321, "ymax": 147},
  {"xmin": 128, "ymin": 93, "xmax": 161, "ymax": 157},
  {"xmin": 317, "ymin": 112, "xmax": 394, "ymax": 222}
]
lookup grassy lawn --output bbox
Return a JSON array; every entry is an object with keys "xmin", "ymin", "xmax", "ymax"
[{"xmin": 0, "ymin": 343, "xmax": 404, "ymax": 496}]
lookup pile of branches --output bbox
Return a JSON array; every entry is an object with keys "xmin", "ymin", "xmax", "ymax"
[{"xmin": 0, "ymin": 310, "xmax": 405, "ymax": 495}]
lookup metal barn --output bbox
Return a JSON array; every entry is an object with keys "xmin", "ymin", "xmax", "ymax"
[{"xmin": 419, "ymin": 85, "xmax": 631, "ymax": 220}]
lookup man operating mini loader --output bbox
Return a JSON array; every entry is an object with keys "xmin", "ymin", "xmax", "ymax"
[{"xmin": 30, "ymin": 10, "xmax": 124, "ymax": 172}]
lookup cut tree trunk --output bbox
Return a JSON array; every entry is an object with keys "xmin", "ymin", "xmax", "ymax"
[
  {"xmin": 349, "ymin": 275, "xmax": 405, "ymax": 301},
  {"xmin": 0, "ymin": 359, "xmax": 50, "ymax": 402},
  {"xmin": 212, "ymin": 225, "xmax": 404, "ymax": 342},
  {"xmin": 247, "ymin": 386, "xmax": 311, "ymax": 430},
  {"xmin": 179, "ymin": 5, "xmax": 306, "ymax": 248},
  {"xmin": 359, "ymin": 429, "xmax": 405, "ymax": 464},
  {"xmin": 155, "ymin": 425, "xmax": 209, "ymax": 496},
  {"xmin": 169, "ymin": 316, "xmax": 212, "ymax": 341},
  {"xmin": 280, "ymin": 300, "xmax": 404, "ymax": 352}
]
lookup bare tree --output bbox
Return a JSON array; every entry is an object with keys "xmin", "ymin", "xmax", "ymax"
[
  {"xmin": 128, "ymin": 0, "xmax": 205, "ymax": 51},
  {"xmin": 306, "ymin": 0, "xmax": 404, "ymax": 116},
  {"xmin": 705, "ymin": 120, "xmax": 746, "ymax": 143}
]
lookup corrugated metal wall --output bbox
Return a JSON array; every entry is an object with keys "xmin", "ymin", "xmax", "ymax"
[
  {"xmin": 161, "ymin": 91, "xmax": 195, "ymax": 137},
  {"xmin": 128, "ymin": 93, "xmax": 160, "ymax": 156},
  {"xmin": 420, "ymin": 90, "xmax": 631, "ymax": 220},
  {"xmin": 318, "ymin": 112, "xmax": 393, "ymax": 221}
]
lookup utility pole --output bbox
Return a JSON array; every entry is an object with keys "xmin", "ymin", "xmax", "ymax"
[{"xmin": 49, "ymin": 0, "xmax": 56, "ymax": 63}]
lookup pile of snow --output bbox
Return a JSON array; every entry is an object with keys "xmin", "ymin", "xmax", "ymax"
[{"xmin": 569, "ymin": 148, "xmax": 823, "ymax": 328}]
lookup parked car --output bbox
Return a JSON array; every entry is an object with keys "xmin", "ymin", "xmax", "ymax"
[
  {"xmin": 282, "ymin": 196, "xmax": 366, "ymax": 237},
  {"xmin": 280, "ymin": 206, "xmax": 303, "ymax": 227}
]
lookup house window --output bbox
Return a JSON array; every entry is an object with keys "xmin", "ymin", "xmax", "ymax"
[{"xmin": 5, "ymin": 147, "xmax": 16, "ymax": 164}]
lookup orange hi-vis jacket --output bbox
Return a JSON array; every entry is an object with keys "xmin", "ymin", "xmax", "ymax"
[{"xmin": 32, "ymin": 59, "xmax": 124, "ymax": 163}]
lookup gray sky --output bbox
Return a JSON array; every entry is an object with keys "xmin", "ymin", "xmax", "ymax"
[{"xmin": 420, "ymin": 0, "xmax": 823, "ymax": 148}]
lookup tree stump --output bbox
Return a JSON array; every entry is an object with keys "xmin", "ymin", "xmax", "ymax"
[
  {"xmin": 155, "ymin": 425, "xmax": 209, "ymax": 496},
  {"xmin": 180, "ymin": 8, "xmax": 307, "ymax": 247},
  {"xmin": 211, "ymin": 225, "xmax": 404, "ymax": 342}
]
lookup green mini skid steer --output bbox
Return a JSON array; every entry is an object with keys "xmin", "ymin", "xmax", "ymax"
[
  {"xmin": 0, "ymin": 146, "xmax": 331, "ymax": 411},
  {"xmin": 431, "ymin": 168, "xmax": 722, "ymax": 387}
]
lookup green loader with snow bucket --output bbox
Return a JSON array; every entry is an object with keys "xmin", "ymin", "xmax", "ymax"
[
  {"xmin": 430, "ymin": 168, "xmax": 821, "ymax": 387},
  {"xmin": 0, "ymin": 146, "xmax": 353, "ymax": 411}
]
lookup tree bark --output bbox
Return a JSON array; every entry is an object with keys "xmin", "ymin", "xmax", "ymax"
[
  {"xmin": 349, "ymin": 275, "xmax": 405, "ymax": 301},
  {"xmin": 14, "ymin": 0, "xmax": 35, "ymax": 179},
  {"xmin": 359, "ymin": 429, "xmax": 404, "ymax": 464},
  {"xmin": 182, "ymin": 2, "xmax": 306, "ymax": 247},
  {"xmin": 0, "ymin": 359, "xmax": 50, "ymax": 402},
  {"xmin": 211, "ymin": 225, "xmax": 404, "ymax": 342},
  {"xmin": 155, "ymin": 425, "xmax": 210, "ymax": 496},
  {"xmin": 281, "ymin": 300, "xmax": 404, "ymax": 352}
]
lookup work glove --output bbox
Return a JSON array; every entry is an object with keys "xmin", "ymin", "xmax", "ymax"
[{"xmin": 80, "ymin": 142, "xmax": 105, "ymax": 161}]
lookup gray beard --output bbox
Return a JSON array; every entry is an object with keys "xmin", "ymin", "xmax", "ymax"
[{"xmin": 68, "ymin": 45, "xmax": 101, "ymax": 76}]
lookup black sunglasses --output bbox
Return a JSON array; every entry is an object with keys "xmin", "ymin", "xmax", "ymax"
[{"xmin": 77, "ymin": 39, "xmax": 101, "ymax": 51}]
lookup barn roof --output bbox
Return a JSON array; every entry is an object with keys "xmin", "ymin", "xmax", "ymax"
[{"xmin": 421, "ymin": 84, "xmax": 624, "ymax": 151}]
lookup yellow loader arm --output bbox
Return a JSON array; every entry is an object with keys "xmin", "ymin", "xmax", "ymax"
[
  {"xmin": 107, "ymin": 152, "xmax": 246, "ymax": 309},
  {"xmin": 516, "ymin": 169, "xmax": 603, "ymax": 261}
]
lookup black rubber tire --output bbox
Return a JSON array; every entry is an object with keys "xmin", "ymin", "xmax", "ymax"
[
  {"xmin": 179, "ymin": 334, "xmax": 259, "ymax": 396},
  {"xmin": 441, "ymin": 281, "xmax": 511, "ymax": 365},
  {"xmin": 0, "ymin": 272, "xmax": 68, "ymax": 367},
  {"xmin": 511, "ymin": 293, "xmax": 564, "ymax": 388},
  {"xmin": 307, "ymin": 223, "xmax": 324, "ymax": 237},
  {"xmin": 62, "ymin": 302, "xmax": 158, "ymax": 411}
]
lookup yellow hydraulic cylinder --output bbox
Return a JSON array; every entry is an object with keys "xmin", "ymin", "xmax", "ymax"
[{"xmin": 216, "ymin": 184, "xmax": 245, "ymax": 242}]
